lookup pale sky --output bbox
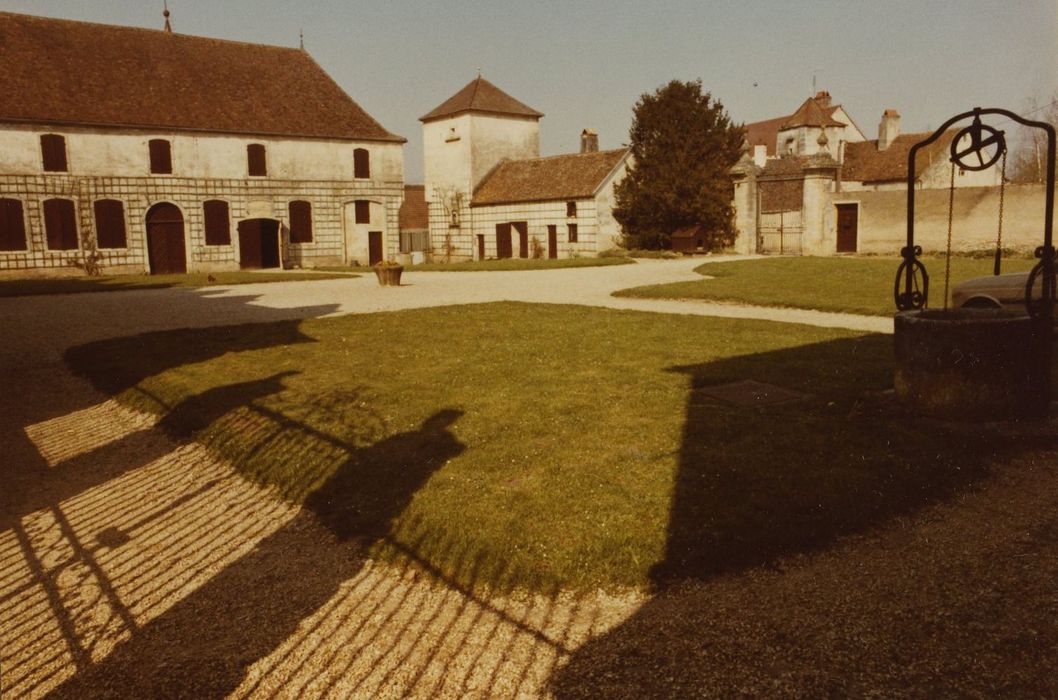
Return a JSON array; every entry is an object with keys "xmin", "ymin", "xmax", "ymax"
[{"xmin": 4, "ymin": 0, "xmax": 1056, "ymax": 182}]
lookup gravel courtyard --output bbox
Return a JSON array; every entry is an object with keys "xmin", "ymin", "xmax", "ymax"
[{"xmin": 1, "ymin": 259, "xmax": 1053, "ymax": 698}]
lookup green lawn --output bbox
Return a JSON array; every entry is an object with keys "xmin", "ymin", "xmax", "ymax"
[
  {"xmin": 408, "ymin": 257, "xmax": 635, "ymax": 271},
  {"xmin": 0, "ymin": 270, "xmax": 358, "ymax": 297},
  {"xmin": 66, "ymin": 304, "xmax": 1019, "ymax": 594},
  {"xmin": 615, "ymin": 255, "xmax": 1038, "ymax": 316}
]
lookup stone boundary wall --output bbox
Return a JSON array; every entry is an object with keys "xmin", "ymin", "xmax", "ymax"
[
  {"xmin": 0, "ymin": 175, "xmax": 403, "ymax": 275},
  {"xmin": 828, "ymin": 183, "xmax": 1054, "ymax": 255}
]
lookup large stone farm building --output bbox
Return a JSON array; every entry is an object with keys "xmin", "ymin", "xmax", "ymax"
[{"xmin": 0, "ymin": 12, "xmax": 405, "ymax": 276}]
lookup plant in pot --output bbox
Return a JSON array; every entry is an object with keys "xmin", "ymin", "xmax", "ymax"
[{"xmin": 373, "ymin": 259, "xmax": 404, "ymax": 287}]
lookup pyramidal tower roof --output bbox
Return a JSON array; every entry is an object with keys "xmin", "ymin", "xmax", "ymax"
[
  {"xmin": 779, "ymin": 97, "xmax": 844, "ymax": 130},
  {"xmin": 420, "ymin": 76, "xmax": 543, "ymax": 123}
]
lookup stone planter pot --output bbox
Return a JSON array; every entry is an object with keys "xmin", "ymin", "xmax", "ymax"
[
  {"xmin": 373, "ymin": 265, "xmax": 404, "ymax": 287},
  {"xmin": 894, "ymin": 308, "xmax": 1050, "ymax": 421}
]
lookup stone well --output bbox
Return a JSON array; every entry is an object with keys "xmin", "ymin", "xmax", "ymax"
[{"xmin": 894, "ymin": 308, "xmax": 1050, "ymax": 421}]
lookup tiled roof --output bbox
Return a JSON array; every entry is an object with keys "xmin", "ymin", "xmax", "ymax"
[
  {"xmin": 745, "ymin": 114, "xmax": 787, "ymax": 156},
  {"xmin": 0, "ymin": 12, "xmax": 404, "ymax": 141},
  {"xmin": 746, "ymin": 102, "xmax": 845, "ymax": 156},
  {"xmin": 399, "ymin": 185, "xmax": 429, "ymax": 230},
  {"xmin": 780, "ymin": 98, "xmax": 845, "ymax": 129},
  {"xmin": 842, "ymin": 130, "xmax": 957, "ymax": 183},
  {"xmin": 672, "ymin": 224, "xmax": 709, "ymax": 239},
  {"xmin": 420, "ymin": 77, "xmax": 543, "ymax": 123},
  {"xmin": 471, "ymin": 149, "xmax": 628, "ymax": 207},
  {"xmin": 760, "ymin": 154, "xmax": 838, "ymax": 177}
]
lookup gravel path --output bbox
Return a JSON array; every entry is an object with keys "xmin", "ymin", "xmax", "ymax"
[{"xmin": 0, "ymin": 256, "xmax": 890, "ymax": 370}]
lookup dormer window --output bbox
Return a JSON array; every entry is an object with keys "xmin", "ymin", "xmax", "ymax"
[
  {"xmin": 353, "ymin": 148, "xmax": 370, "ymax": 179},
  {"xmin": 41, "ymin": 134, "xmax": 67, "ymax": 172},
  {"xmin": 149, "ymin": 139, "xmax": 172, "ymax": 174},
  {"xmin": 247, "ymin": 144, "xmax": 267, "ymax": 176}
]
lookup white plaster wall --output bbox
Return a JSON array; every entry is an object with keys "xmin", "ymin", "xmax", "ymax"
[
  {"xmin": 0, "ymin": 124, "xmax": 403, "ymax": 182},
  {"xmin": 469, "ymin": 199, "xmax": 599, "ymax": 259},
  {"xmin": 829, "ymin": 107, "xmax": 866, "ymax": 142},
  {"xmin": 592, "ymin": 157, "xmax": 629, "ymax": 253},
  {"xmin": 469, "ymin": 114, "xmax": 540, "ymax": 188},
  {"xmin": 423, "ymin": 114, "xmax": 474, "ymax": 193}
]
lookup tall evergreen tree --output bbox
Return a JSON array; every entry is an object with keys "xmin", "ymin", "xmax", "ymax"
[{"xmin": 614, "ymin": 80, "xmax": 743, "ymax": 250}]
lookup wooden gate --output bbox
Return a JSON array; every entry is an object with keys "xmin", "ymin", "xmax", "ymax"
[
  {"xmin": 758, "ymin": 209, "xmax": 803, "ymax": 255},
  {"xmin": 145, "ymin": 202, "xmax": 186, "ymax": 274}
]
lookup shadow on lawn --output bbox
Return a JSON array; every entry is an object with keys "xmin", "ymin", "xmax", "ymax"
[{"xmin": 551, "ymin": 333, "xmax": 1054, "ymax": 698}]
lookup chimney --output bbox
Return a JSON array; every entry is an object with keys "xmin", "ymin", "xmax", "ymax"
[
  {"xmin": 813, "ymin": 90, "xmax": 831, "ymax": 108},
  {"xmin": 580, "ymin": 128, "xmax": 599, "ymax": 153},
  {"xmin": 878, "ymin": 109, "xmax": 901, "ymax": 151}
]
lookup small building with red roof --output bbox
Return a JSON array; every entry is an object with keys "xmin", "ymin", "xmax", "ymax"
[{"xmin": 420, "ymin": 77, "xmax": 629, "ymax": 261}]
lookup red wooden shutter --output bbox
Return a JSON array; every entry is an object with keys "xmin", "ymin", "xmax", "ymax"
[
  {"xmin": 94, "ymin": 199, "xmax": 127, "ymax": 248},
  {"xmin": 44, "ymin": 199, "xmax": 78, "ymax": 249},
  {"xmin": 149, "ymin": 139, "xmax": 172, "ymax": 174},
  {"xmin": 354, "ymin": 200, "xmax": 370, "ymax": 224},
  {"xmin": 203, "ymin": 200, "xmax": 231, "ymax": 245},
  {"xmin": 247, "ymin": 144, "xmax": 267, "ymax": 176},
  {"xmin": 41, "ymin": 134, "xmax": 67, "ymax": 172},
  {"xmin": 0, "ymin": 199, "xmax": 27, "ymax": 251},
  {"xmin": 353, "ymin": 148, "xmax": 370, "ymax": 178},
  {"xmin": 289, "ymin": 200, "xmax": 312, "ymax": 243}
]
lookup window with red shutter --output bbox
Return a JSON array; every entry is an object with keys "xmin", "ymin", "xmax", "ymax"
[
  {"xmin": 0, "ymin": 199, "xmax": 27, "ymax": 251},
  {"xmin": 353, "ymin": 148, "xmax": 370, "ymax": 179},
  {"xmin": 203, "ymin": 200, "xmax": 231, "ymax": 245},
  {"xmin": 354, "ymin": 200, "xmax": 370, "ymax": 224},
  {"xmin": 289, "ymin": 200, "xmax": 313, "ymax": 243},
  {"xmin": 94, "ymin": 199, "xmax": 127, "ymax": 248},
  {"xmin": 43, "ymin": 199, "xmax": 78, "ymax": 250},
  {"xmin": 149, "ymin": 139, "xmax": 172, "ymax": 174},
  {"xmin": 247, "ymin": 144, "xmax": 267, "ymax": 176},
  {"xmin": 41, "ymin": 134, "xmax": 68, "ymax": 172}
]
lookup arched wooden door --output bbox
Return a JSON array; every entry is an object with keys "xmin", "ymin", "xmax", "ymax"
[{"xmin": 145, "ymin": 203, "xmax": 187, "ymax": 274}]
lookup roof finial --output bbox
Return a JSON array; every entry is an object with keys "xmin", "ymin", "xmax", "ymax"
[
  {"xmin": 299, "ymin": 28, "xmax": 304, "ymax": 50},
  {"xmin": 477, "ymin": 66, "xmax": 482, "ymax": 79},
  {"xmin": 163, "ymin": 0, "xmax": 171, "ymax": 33}
]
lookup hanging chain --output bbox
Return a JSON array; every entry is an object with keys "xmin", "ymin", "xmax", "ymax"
[
  {"xmin": 943, "ymin": 161, "xmax": 955, "ymax": 310},
  {"xmin": 994, "ymin": 150, "xmax": 1007, "ymax": 275}
]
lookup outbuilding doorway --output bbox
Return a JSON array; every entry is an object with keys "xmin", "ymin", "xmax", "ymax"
[
  {"xmin": 238, "ymin": 218, "xmax": 281, "ymax": 269},
  {"xmin": 836, "ymin": 203, "xmax": 858, "ymax": 253},
  {"xmin": 145, "ymin": 202, "xmax": 187, "ymax": 275}
]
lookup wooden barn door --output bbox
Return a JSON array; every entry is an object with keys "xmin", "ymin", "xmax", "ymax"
[
  {"xmin": 836, "ymin": 204, "xmax": 858, "ymax": 253},
  {"xmin": 145, "ymin": 203, "xmax": 186, "ymax": 275},
  {"xmin": 548, "ymin": 225, "xmax": 557, "ymax": 259},
  {"xmin": 496, "ymin": 223, "xmax": 512, "ymax": 259},
  {"xmin": 513, "ymin": 221, "xmax": 528, "ymax": 258},
  {"xmin": 238, "ymin": 219, "xmax": 281, "ymax": 269},
  {"xmin": 368, "ymin": 231, "xmax": 383, "ymax": 264}
]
